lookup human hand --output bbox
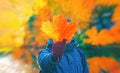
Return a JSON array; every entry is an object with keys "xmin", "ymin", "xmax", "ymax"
[{"xmin": 52, "ymin": 39, "xmax": 66, "ymax": 61}]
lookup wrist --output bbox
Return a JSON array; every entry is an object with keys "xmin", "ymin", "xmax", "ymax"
[
  {"xmin": 52, "ymin": 55, "xmax": 59, "ymax": 62},
  {"xmin": 52, "ymin": 54, "xmax": 63, "ymax": 62}
]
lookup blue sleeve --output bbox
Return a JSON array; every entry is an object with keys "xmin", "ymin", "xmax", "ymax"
[
  {"xmin": 82, "ymin": 52, "xmax": 89, "ymax": 73},
  {"xmin": 77, "ymin": 49, "xmax": 89, "ymax": 73},
  {"xmin": 38, "ymin": 49, "xmax": 59, "ymax": 72}
]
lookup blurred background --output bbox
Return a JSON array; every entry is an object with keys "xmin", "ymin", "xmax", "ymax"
[{"xmin": 0, "ymin": 0, "xmax": 120, "ymax": 73}]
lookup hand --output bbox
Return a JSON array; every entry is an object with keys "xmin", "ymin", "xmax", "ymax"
[{"xmin": 52, "ymin": 39, "xmax": 66, "ymax": 61}]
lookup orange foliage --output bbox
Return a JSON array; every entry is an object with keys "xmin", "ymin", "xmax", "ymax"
[
  {"xmin": 33, "ymin": 31, "xmax": 49, "ymax": 46},
  {"xmin": 12, "ymin": 48, "xmax": 24, "ymax": 60},
  {"xmin": 48, "ymin": 0, "xmax": 96, "ymax": 29},
  {"xmin": 84, "ymin": 23, "xmax": 120, "ymax": 46},
  {"xmin": 30, "ymin": 6, "xmax": 53, "ymax": 46},
  {"xmin": 12, "ymin": 6, "xmax": 53, "ymax": 64},
  {"xmin": 88, "ymin": 57, "xmax": 120, "ymax": 73},
  {"xmin": 53, "ymin": 15, "xmax": 78, "ymax": 42},
  {"xmin": 41, "ymin": 14, "xmax": 78, "ymax": 43},
  {"xmin": 111, "ymin": 68, "xmax": 120, "ymax": 73},
  {"xmin": 112, "ymin": 6, "xmax": 120, "ymax": 22},
  {"xmin": 96, "ymin": 0, "xmax": 120, "ymax": 22},
  {"xmin": 84, "ymin": 27, "xmax": 99, "ymax": 46},
  {"xmin": 12, "ymin": 47, "xmax": 32, "ymax": 64},
  {"xmin": 33, "ymin": 6, "xmax": 53, "ymax": 28},
  {"xmin": 48, "ymin": 0, "xmax": 120, "ymax": 29},
  {"xmin": 110, "ymin": 23, "xmax": 120, "ymax": 42},
  {"xmin": 96, "ymin": 0, "xmax": 120, "ymax": 6}
]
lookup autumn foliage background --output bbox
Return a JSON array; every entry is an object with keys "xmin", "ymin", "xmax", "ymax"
[{"xmin": 0, "ymin": 0, "xmax": 120, "ymax": 73}]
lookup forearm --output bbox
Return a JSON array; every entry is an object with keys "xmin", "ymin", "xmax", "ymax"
[
  {"xmin": 38, "ymin": 50, "xmax": 59, "ymax": 72},
  {"xmin": 82, "ymin": 51, "xmax": 89, "ymax": 73},
  {"xmin": 77, "ymin": 49, "xmax": 89, "ymax": 73}
]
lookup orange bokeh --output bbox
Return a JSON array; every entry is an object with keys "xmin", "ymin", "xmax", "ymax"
[
  {"xmin": 88, "ymin": 57, "xmax": 120, "ymax": 73},
  {"xmin": 84, "ymin": 23, "xmax": 120, "ymax": 46}
]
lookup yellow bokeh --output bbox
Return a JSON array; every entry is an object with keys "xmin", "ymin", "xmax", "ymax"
[{"xmin": 0, "ymin": 0, "xmax": 46, "ymax": 48}]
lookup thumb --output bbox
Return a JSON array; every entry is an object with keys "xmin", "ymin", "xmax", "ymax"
[{"xmin": 47, "ymin": 39, "xmax": 54, "ymax": 48}]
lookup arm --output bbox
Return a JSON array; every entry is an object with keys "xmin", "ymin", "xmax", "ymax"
[
  {"xmin": 68, "ymin": 38, "xmax": 89, "ymax": 73},
  {"xmin": 81, "ymin": 50, "xmax": 89, "ymax": 73},
  {"xmin": 77, "ymin": 49, "xmax": 89, "ymax": 73},
  {"xmin": 38, "ymin": 49, "xmax": 58, "ymax": 72},
  {"xmin": 38, "ymin": 39, "xmax": 66, "ymax": 72},
  {"xmin": 82, "ymin": 52, "xmax": 89, "ymax": 73}
]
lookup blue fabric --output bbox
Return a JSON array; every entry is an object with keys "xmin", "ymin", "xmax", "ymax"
[
  {"xmin": 46, "ymin": 39, "xmax": 54, "ymax": 48},
  {"xmin": 38, "ymin": 39, "xmax": 89, "ymax": 73}
]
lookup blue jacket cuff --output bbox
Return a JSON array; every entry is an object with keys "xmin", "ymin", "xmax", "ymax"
[{"xmin": 47, "ymin": 53, "xmax": 59, "ymax": 65}]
